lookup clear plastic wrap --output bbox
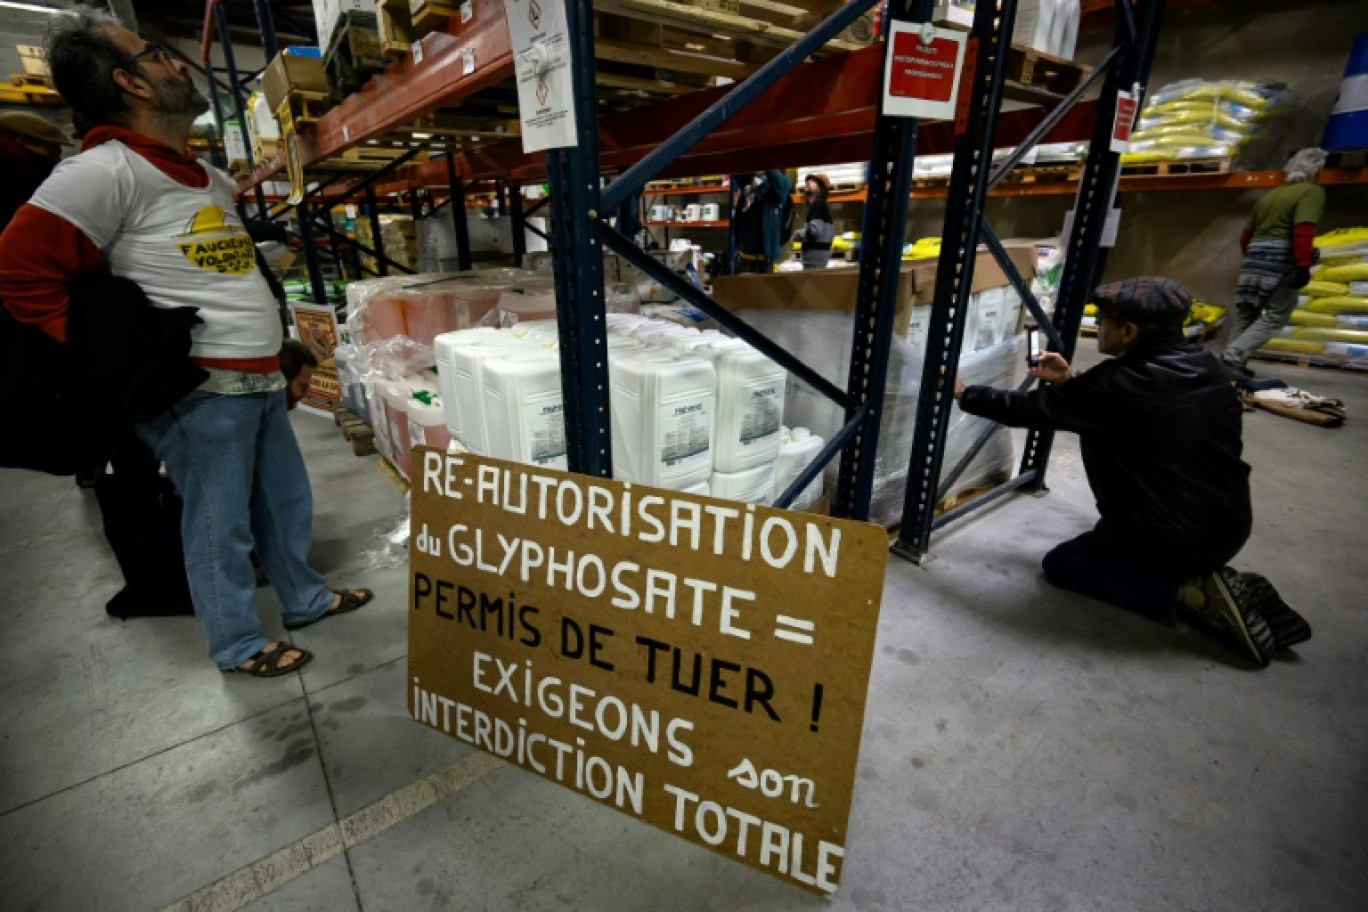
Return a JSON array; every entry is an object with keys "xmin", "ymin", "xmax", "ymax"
[
  {"xmin": 355, "ymin": 497, "xmax": 410, "ymax": 573},
  {"xmin": 737, "ymin": 309, "xmax": 1023, "ymax": 527},
  {"xmin": 1122, "ymin": 79, "xmax": 1289, "ymax": 165}
]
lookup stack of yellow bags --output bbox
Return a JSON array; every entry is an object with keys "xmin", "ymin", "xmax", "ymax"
[
  {"xmin": 1120, "ymin": 79, "xmax": 1286, "ymax": 164},
  {"xmin": 1080, "ymin": 300, "xmax": 1225, "ymax": 339},
  {"xmin": 1265, "ymin": 227, "xmax": 1368, "ymax": 359}
]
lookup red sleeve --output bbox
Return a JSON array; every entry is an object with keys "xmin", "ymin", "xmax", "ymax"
[
  {"xmin": 1291, "ymin": 222, "xmax": 1317, "ymax": 268},
  {"xmin": 0, "ymin": 203, "xmax": 103, "ymax": 342},
  {"xmin": 1239, "ymin": 229, "xmax": 1251, "ymax": 255}
]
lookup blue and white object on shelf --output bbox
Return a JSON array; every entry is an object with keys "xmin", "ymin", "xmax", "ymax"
[{"xmin": 1324, "ymin": 34, "xmax": 1368, "ymax": 151}]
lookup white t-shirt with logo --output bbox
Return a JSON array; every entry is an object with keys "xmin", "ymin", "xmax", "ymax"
[{"xmin": 29, "ymin": 140, "xmax": 282, "ymax": 361}]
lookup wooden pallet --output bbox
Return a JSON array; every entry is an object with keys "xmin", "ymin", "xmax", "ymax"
[
  {"xmin": 275, "ymin": 90, "xmax": 333, "ymax": 135},
  {"xmin": 9, "ymin": 72, "xmax": 51, "ymax": 88},
  {"xmin": 1004, "ymin": 46, "xmax": 1089, "ymax": 96},
  {"xmin": 883, "ymin": 472, "xmax": 1016, "ymax": 541},
  {"xmin": 334, "ymin": 405, "xmax": 379, "ymax": 457},
  {"xmin": 377, "ymin": 0, "xmax": 417, "ymax": 58},
  {"xmin": 251, "ymin": 137, "xmax": 280, "ymax": 163},
  {"xmin": 1014, "ymin": 163, "xmax": 1080, "ymax": 184},
  {"xmin": 1120, "ymin": 158, "xmax": 1233, "ymax": 178},
  {"xmin": 410, "ymin": 0, "xmax": 462, "ymax": 33},
  {"xmin": 323, "ymin": 10, "xmax": 389, "ymax": 100},
  {"xmin": 1250, "ymin": 349, "xmax": 1368, "ymax": 372}
]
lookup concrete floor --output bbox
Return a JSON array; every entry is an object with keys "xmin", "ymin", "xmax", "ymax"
[{"xmin": 1, "ymin": 356, "xmax": 1365, "ymax": 912}]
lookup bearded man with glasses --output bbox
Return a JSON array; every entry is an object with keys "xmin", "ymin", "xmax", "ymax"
[{"xmin": 0, "ymin": 8, "xmax": 373, "ymax": 677}]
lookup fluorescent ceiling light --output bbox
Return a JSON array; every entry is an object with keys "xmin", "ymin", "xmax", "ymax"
[
  {"xmin": 0, "ymin": 2, "xmax": 66, "ymax": 13},
  {"xmin": 412, "ymin": 132, "xmax": 432, "ymax": 139}
]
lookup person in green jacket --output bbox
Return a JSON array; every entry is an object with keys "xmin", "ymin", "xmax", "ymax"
[{"xmin": 1221, "ymin": 148, "xmax": 1327, "ymax": 375}]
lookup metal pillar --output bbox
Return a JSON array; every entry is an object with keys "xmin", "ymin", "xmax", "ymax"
[
  {"xmin": 366, "ymin": 187, "xmax": 388, "ymax": 277},
  {"xmin": 1020, "ymin": 0, "xmax": 1166, "ymax": 490},
  {"xmin": 833, "ymin": 0, "xmax": 930, "ymax": 522},
  {"xmin": 890, "ymin": 0, "xmax": 1167, "ymax": 561},
  {"xmin": 893, "ymin": 0, "xmax": 1020, "ymax": 563},
  {"xmin": 214, "ymin": 2, "xmax": 267, "ymax": 216},
  {"xmin": 313, "ymin": 206, "xmax": 348, "ymax": 278},
  {"xmin": 295, "ymin": 194, "xmax": 330, "ymax": 305},
  {"xmin": 444, "ymin": 153, "xmax": 473, "ymax": 272},
  {"xmin": 253, "ymin": 0, "xmax": 280, "ymax": 60},
  {"xmin": 203, "ymin": 64, "xmax": 228, "ymax": 170},
  {"xmin": 509, "ymin": 183, "xmax": 526, "ymax": 267},
  {"xmin": 547, "ymin": 0, "xmax": 612, "ymax": 477}
]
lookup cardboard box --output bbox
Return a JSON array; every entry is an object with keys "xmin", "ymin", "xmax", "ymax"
[
  {"xmin": 17, "ymin": 44, "xmax": 49, "ymax": 78},
  {"xmin": 262, "ymin": 48, "xmax": 328, "ymax": 112},
  {"xmin": 315, "ymin": 0, "xmax": 377, "ymax": 50},
  {"xmin": 932, "ymin": 1, "xmax": 976, "ymax": 30},
  {"xmin": 1013, "ymin": 0, "xmax": 1055, "ymax": 55},
  {"xmin": 710, "ymin": 243, "xmax": 1037, "ymax": 340}
]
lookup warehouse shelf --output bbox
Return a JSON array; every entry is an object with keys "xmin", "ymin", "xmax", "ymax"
[
  {"xmin": 642, "ymin": 184, "xmax": 730, "ymax": 196},
  {"xmin": 457, "ymin": 44, "xmax": 1099, "ymax": 184},
  {"xmin": 235, "ymin": 2, "xmax": 515, "ymax": 194},
  {"xmin": 643, "ymin": 220, "xmax": 730, "ymax": 228},
  {"xmin": 232, "ymin": 1, "xmax": 884, "ymax": 196},
  {"xmin": 800, "ymin": 167, "xmax": 1368, "ymax": 204}
]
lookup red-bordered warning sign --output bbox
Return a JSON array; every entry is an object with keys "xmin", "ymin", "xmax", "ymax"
[
  {"xmin": 1110, "ymin": 86, "xmax": 1142, "ymax": 152},
  {"xmin": 882, "ymin": 22, "xmax": 967, "ymax": 121}
]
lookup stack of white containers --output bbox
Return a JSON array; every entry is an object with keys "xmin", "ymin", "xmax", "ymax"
[{"xmin": 432, "ymin": 315, "xmax": 823, "ymax": 510}]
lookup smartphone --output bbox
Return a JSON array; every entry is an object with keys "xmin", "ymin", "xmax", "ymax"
[{"xmin": 1026, "ymin": 325, "xmax": 1045, "ymax": 367}]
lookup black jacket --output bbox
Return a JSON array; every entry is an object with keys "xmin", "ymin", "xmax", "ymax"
[
  {"xmin": 0, "ymin": 273, "xmax": 206, "ymax": 475},
  {"xmin": 960, "ymin": 334, "xmax": 1252, "ymax": 572}
]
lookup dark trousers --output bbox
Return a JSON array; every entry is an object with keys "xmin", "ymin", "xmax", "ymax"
[{"xmin": 1041, "ymin": 532, "xmax": 1185, "ymax": 624}]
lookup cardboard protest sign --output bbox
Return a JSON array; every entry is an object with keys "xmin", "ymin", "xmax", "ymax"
[
  {"xmin": 289, "ymin": 302, "xmax": 340, "ymax": 417},
  {"xmin": 408, "ymin": 450, "xmax": 888, "ymax": 894}
]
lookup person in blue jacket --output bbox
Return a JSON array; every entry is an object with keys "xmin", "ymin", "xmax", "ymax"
[{"xmin": 731, "ymin": 170, "xmax": 792, "ymax": 274}]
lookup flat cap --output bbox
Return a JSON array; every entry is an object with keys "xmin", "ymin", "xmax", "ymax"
[
  {"xmin": 0, "ymin": 112, "xmax": 71, "ymax": 147},
  {"xmin": 1092, "ymin": 276, "xmax": 1192, "ymax": 329}
]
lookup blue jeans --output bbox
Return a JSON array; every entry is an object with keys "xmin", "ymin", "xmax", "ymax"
[
  {"xmin": 1041, "ymin": 532, "xmax": 1183, "ymax": 624},
  {"xmin": 136, "ymin": 390, "xmax": 332, "ymax": 668}
]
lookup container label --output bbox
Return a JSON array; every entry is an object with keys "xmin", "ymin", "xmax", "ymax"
[
  {"xmin": 738, "ymin": 385, "xmax": 782, "ymax": 445},
  {"xmin": 525, "ymin": 400, "xmax": 568, "ymax": 465},
  {"xmin": 660, "ymin": 400, "xmax": 711, "ymax": 466}
]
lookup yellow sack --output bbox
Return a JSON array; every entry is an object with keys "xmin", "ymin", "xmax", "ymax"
[
  {"xmin": 1305, "ymin": 295, "xmax": 1368, "ymax": 315},
  {"xmin": 1262, "ymin": 338, "xmax": 1323, "ymax": 353},
  {"xmin": 1119, "ymin": 151, "xmax": 1170, "ymax": 164},
  {"xmin": 1289, "ymin": 310, "xmax": 1338, "ymax": 328},
  {"xmin": 1292, "ymin": 327, "xmax": 1368, "ymax": 344},
  {"xmin": 905, "ymin": 237, "xmax": 941, "ymax": 260},
  {"xmin": 1304, "ymin": 280, "xmax": 1349, "ymax": 297},
  {"xmin": 1172, "ymin": 84, "xmax": 1268, "ymax": 109},
  {"xmin": 1190, "ymin": 303, "xmax": 1226, "ymax": 324},
  {"xmin": 1319, "ymin": 263, "xmax": 1368, "ymax": 283},
  {"xmin": 1314, "ymin": 227, "xmax": 1368, "ymax": 248}
]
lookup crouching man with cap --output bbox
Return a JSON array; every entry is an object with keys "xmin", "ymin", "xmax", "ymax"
[{"xmin": 954, "ymin": 277, "xmax": 1310, "ymax": 667}]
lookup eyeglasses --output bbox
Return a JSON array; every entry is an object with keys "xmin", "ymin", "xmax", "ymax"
[{"xmin": 125, "ymin": 42, "xmax": 170, "ymax": 68}]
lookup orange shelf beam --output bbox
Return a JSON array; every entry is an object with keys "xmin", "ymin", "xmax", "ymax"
[
  {"xmin": 642, "ymin": 184, "xmax": 730, "ymax": 196},
  {"xmin": 237, "ymin": 2, "xmax": 513, "ymax": 195}
]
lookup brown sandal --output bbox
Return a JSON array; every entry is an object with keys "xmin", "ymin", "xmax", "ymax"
[
  {"xmin": 284, "ymin": 588, "xmax": 374, "ymax": 631},
  {"xmin": 225, "ymin": 642, "xmax": 313, "ymax": 677}
]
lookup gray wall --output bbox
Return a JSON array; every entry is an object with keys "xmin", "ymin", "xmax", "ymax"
[{"xmin": 899, "ymin": 0, "xmax": 1368, "ymax": 308}]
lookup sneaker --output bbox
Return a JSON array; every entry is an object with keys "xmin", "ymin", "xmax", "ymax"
[
  {"xmin": 1237, "ymin": 572, "xmax": 1312, "ymax": 650},
  {"xmin": 1183, "ymin": 568, "xmax": 1275, "ymax": 667}
]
